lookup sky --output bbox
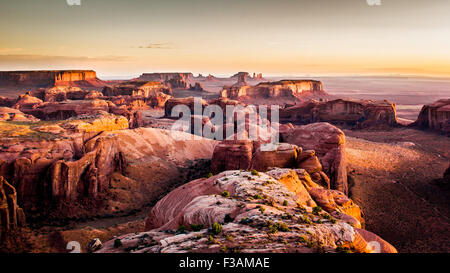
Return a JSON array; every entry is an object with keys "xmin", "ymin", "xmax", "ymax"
[{"xmin": 0, "ymin": 0, "xmax": 450, "ymax": 78}]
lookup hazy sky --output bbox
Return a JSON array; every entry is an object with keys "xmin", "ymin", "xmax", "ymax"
[{"xmin": 1, "ymin": 0, "xmax": 449, "ymax": 78}]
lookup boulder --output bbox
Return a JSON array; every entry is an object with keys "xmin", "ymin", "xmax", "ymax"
[
  {"xmin": 250, "ymin": 143, "xmax": 300, "ymax": 172},
  {"xmin": 282, "ymin": 123, "xmax": 348, "ymax": 194},
  {"xmin": 211, "ymin": 140, "xmax": 254, "ymax": 174},
  {"xmin": 308, "ymin": 187, "xmax": 364, "ymax": 228}
]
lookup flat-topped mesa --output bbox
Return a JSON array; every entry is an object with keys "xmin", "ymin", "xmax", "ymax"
[
  {"xmin": 136, "ymin": 73, "xmax": 194, "ymax": 89},
  {"xmin": 280, "ymin": 99, "xmax": 399, "ymax": 129},
  {"xmin": 410, "ymin": 99, "xmax": 450, "ymax": 136},
  {"xmin": 102, "ymin": 81, "xmax": 172, "ymax": 96},
  {"xmin": 221, "ymin": 79, "xmax": 328, "ymax": 103},
  {"xmin": 0, "ymin": 70, "xmax": 105, "ymax": 88}
]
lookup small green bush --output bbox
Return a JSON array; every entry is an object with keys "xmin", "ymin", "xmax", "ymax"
[
  {"xmin": 224, "ymin": 214, "xmax": 234, "ymax": 223},
  {"xmin": 221, "ymin": 191, "xmax": 230, "ymax": 198},
  {"xmin": 177, "ymin": 225, "xmax": 187, "ymax": 233},
  {"xmin": 113, "ymin": 239, "xmax": 122, "ymax": 248},
  {"xmin": 190, "ymin": 224, "xmax": 204, "ymax": 231},
  {"xmin": 253, "ymin": 194, "xmax": 263, "ymax": 200},
  {"xmin": 211, "ymin": 222, "xmax": 223, "ymax": 235},
  {"xmin": 258, "ymin": 206, "xmax": 266, "ymax": 213},
  {"xmin": 312, "ymin": 206, "xmax": 323, "ymax": 215},
  {"xmin": 283, "ymin": 200, "xmax": 288, "ymax": 206}
]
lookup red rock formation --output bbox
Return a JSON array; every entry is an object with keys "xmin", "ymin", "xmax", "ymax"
[
  {"xmin": 411, "ymin": 99, "xmax": 450, "ymax": 135},
  {"xmin": 0, "ymin": 97, "xmax": 15, "ymax": 108},
  {"xmin": 0, "ymin": 177, "xmax": 26, "ymax": 241},
  {"xmin": 231, "ymin": 72, "xmax": 250, "ymax": 79},
  {"xmin": 0, "ymin": 125, "xmax": 216, "ymax": 220},
  {"xmin": 136, "ymin": 73, "xmax": 193, "ymax": 89},
  {"xmin": 98, "ymin": 169, "xmax": 396, "ymax": 253},
  {"xmin": 164, "ymin": 97, "xmax": 208, "ymax": 117},
  {"xmin": 281, "ymin": 123, "xmax": 348, "ymax": 194},
  {"xmin": 0, "ymin": 70, "xmax": 105, "ymax": 88},
  {"xmin": 189, "ymin": 82, "xmax": 204, "ymax": 92},
  {"xmin": 221, "ymin": 79, "xmax": 329, "ymax": 104},
  {"xmin": 250, "ymin": 143, "xmax": 300, "ymax": 172},
  {"xmin": 102, "ymin": 81, "xmax": 172, "ymax": 97},
  {"xmin": 22, "ymin": 99, "xmax": 112, "ymax": 120},
  {"xmin": 48, "ymin": 135, "xmax": 125, "ymax": 202},
  {"xmin": 12, "ymin": 94, "xmax": 43, "ymax": 110},
  {"xmin": 280, "ymin": 99, "xmax": 398, "ymax": 129},
  {"xmin": 0, "ymin": 107, "xmax": 40, "ymax": 122},
  {"xmin": 30, "ymin": 86, "xmax": 96, "ymax": 102},
  {"xmin": 211, "ymin": 140, "xmax": 254, "ymax": 173}
]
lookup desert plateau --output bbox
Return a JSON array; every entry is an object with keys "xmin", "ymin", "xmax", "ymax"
[{"xmin": 0, "ymin": 0, "xmax": 449, "ymax": 262}]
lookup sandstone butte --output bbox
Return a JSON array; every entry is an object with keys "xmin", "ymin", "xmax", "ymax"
[
  {"xmin": 136, "ymin": 73, "xmax": 194, "ymax": 89},
  {"xmin": 411, "ymin": 98, "xmax": 450, "ymax": 136},
  {"xmin": 0, "ymin": 70, "xmax": 105, "ymax": 88},
  {"xmin": 220, "ymin": 79, "xmax": 329, "ymax": 103},
  {"xmin": 279, "ymin": 98, "xmax": 399, "ymax": 129},
  {"xmin": 98, "ymin": 169, "xmax": 396, "ymax": 253}
]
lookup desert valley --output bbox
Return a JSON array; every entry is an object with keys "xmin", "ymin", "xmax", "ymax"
[{"xmin": 0, "ymin": 70, "xmax": 448, "ymax": 253}]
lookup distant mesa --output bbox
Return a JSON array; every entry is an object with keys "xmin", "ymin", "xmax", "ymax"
[
  {"xmin": 411, "ymin": 99, "xmax": 450, "ymax": 136},
  {"xmin": 280, "ymin": 98, "xmax": 399, "ymax": 129},
  {"xmin": 221, "ymin": 79, "xmax": 328, "ymax": 104},
  {"xmin": 231, "ymin": 71, "xmax": 265, "ymax": 81},
  {"xmin": 136, "ymin": 73, "xmax": 194, "ymax": 89},
  {"xmin": 0, "ymin": 70, "xmax": 106, "ymax": 89},
  {"xmin": 102, "ymin": 80, "xmax": 172, "ymax": 96}
]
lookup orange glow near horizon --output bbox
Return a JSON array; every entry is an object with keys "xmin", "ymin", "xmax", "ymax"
[{"xmin": 0, "ymin": 0, "xmax": 449, "ymax": 78}]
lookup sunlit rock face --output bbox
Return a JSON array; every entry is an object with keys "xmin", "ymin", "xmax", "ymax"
[
  {"xmin": 101, "ymin": 81, "xmax": 172, "ymax": 97},
  {"xmin": 0, "ymin": 177, "xmax": 26, "ymax": 241},
  {"xmin": 136, "ymin": 73, "xmax": 194, "ymax": 89},
  {"xmin": 221, "ymin": 79, "xmax": 327, "ymax": 101},
  {"xmin": 281, "ymin": 123, "xmax": 348, "ymax": 195},
  {"xmin": 280, "ymin": 99, "xmax": 398, "ymax": 129},
  {"xmin": 0, "ymin": 70, "xmax": 105, "ymax": 88},
  {"xmin": 411, "ymin": 99, "xmax": 450, "ymax": 136},
  {"xmin": 98, "ymin": 169, "xmax": 396, "ymax": 253},
  {"xmin": 0, "ymin": 123, "xmax": 216, "ymax": 220}
]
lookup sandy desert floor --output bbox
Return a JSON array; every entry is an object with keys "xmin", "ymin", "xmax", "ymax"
[{"xmin": 345, "ymin": 128, "xmax": 449, "ymax": 253}]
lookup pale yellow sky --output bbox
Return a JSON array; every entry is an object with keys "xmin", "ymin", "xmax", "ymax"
[{"xmin": 0, "ymin": 0, "xmax": 449, "ymax": 78}]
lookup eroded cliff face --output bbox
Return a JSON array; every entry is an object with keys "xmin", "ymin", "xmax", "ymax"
[
  {"xmin": 0, "ymin": 70, "xmax": 105, "ymax": 88},
  {"xmin": 280, "ymin": 99, "xmax": 398, "ymax": 129},
  {"xmin": 0, "ymin": 177, "xmax": 26, "ymax": 241},
  {"xmin": 0, "ymin": 113, "xmax": 216, "ymax": 222},
  {"xmin": 221, "ymin": 80, "xmax": 326, "ymax": 100},
  {"xmin": 411, "ymin": 99, "xmax": 450, "ymax": 135},
  {"xmin": 136, "ymin": 73, "xmax": 194, "ymax": 89}
]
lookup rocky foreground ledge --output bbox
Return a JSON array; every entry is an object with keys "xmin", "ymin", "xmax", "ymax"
[{"xmin": 97, "ymin": 169, "xmax": 396, "ymax": 253}]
